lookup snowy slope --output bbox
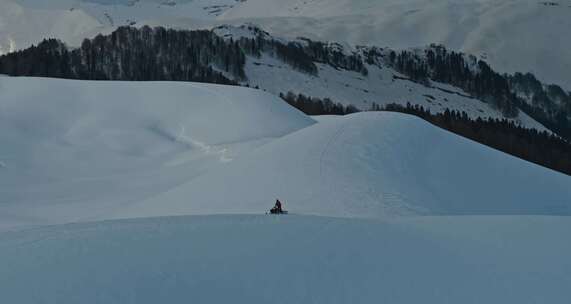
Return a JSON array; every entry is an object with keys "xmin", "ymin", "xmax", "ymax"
[
  {"xmin": 0, "ymin": 2, "xmax": 563, "ymax": 135},
  {"xmin": 0, "ymin": 76, "xmax": 314, "ymax": 230},
  {"xmin": 2, "ymin": 0, "xmax": 570, "ymax": 91},
  {"xmin": 210, "ymin": 24, "xmax": 552, "ymax": 134},
  {"xmin": 222, "ymin": 0, "xmax": 571, "ymax": 90},
  {"xmin": 0, "ymin": 0, "xmax": 102, "ymax": 54},
  {"xmin": 1, "ymin": 77, "xmax": 570, "ymax": 303},
  {"xmin": 117, "ymin": 111, "xmax": 571, "ymax": 219},
  {"xmin": 239, "ymin": 51, "xmax": 550, "ymax": 133},
  {"xmin": 0, "ymin": 0, "xmax": 241, "ymax": 53},
  {"xmin": 1, "ymin": 77, "xmax": 569, "ymax": 231},
  {"xmin": 1, "ymin": 214, "xmax": 570, "ymax": 304}
]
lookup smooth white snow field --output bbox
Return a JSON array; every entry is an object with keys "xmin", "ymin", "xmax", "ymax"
[{"xmin": 1, "ymin": 214, "xmax": 570, "ymax": 304}]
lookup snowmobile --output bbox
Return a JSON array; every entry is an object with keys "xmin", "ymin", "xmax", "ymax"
[
  {"xmin": 269, "ymin": 207, "xmax": 288, "ymax": 215},
  {"xmin": 269, "ymin": 199, "xmax": 288, "ymax": 214}
]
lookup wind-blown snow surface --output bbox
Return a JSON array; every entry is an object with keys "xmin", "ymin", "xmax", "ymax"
[
  {"xmin": 1, "ymin": 77, "xmax": 571, "ymax": 303},
  {"xmin": 1, "ymin": 215, "xmax": 571, "ymax": 304}
]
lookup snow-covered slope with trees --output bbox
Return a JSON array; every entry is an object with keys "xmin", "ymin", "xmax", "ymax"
[
  {"xmin": 223, "ymin": 0, "xmax": 571, "ymax": 91},
  {"xmin": 2, "ymin": 0, "xmax": 571, "ymax": 92},
  {"xmin": 238, "ymin": 48, "xmax": 550, "ymax": 133},
  {"xmin": 0, "ymin": 0, "xmax": 241, "ymax": 53},
  {"xmin": 0, "ymin": 25, "xmax": 559, "ymax": 135}
]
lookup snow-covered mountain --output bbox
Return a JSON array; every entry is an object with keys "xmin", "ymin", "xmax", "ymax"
[
  {"xmin": 0, "ymin": 76, "xmax": 570, "ymax": 303},
  {"xmin": 1, "ymin": 1, "xmax": 569, "ymax": 139},
  {"xmin": 213, "ymin": 25, "xmax": 551, "ymax": 133},
  {"xmin": 2, "ymin": 0, "xmax": 570, "ymax": 92},
  {"xmin": 222, "ymin": 0, "xmax": 571, "ymax": 91},
  {"xmin": 0, "ymin": 25, "xmax": 559, "ymax": 136},
  {"xmin": 0, "ymin": 0, "xmax": 241, "ymax": 53}
]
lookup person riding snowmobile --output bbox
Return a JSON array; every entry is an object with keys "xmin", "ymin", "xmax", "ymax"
[{"xmin": 270, "ymin": 199, "xmax": 285, "ymax": 214}]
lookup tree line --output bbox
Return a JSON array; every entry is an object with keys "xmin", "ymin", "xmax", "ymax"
[
  {"xmin": 0, "ymin": 25, "xmax": 369, "ymax": 82},
  {"xmin": 0, "ymin": 26, "xmax": 245, "ymax": 84},
  {"xmin": 232, "ymin": 26, "xmax": 368, "ymax": 76},
  {"xmin": 383, "ymin": 46, "xmax": 518, "ymax": 118},
  {"xmin": 370, "ymin": 45, "xmax": 571, "ymax": 140},
  {"xmin": 280, "ymin": 92, "xmax": 359, "ymax": 115},
  {"xmin": 383, "ymin": 103, "xmax": 571, "ymax": 176},
  {"xmin": 508, "ymin": 72, "xmax": 571, "ymax": 140}
]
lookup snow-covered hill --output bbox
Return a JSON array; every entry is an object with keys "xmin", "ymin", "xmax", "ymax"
[
  {"xmin": 1, "ymin": 77, "xmax": 570, "ymax": 303},
  {"xmin": 0, "ymin": 77, "xmax": 569, "ymax": 231},
  {"xmin": 0, "ymin": 76, "xmax": 314, "ymax": 230},
  {"xmin": 117, "ymin": 111, "xmax": 571, "ymax": 219}
]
